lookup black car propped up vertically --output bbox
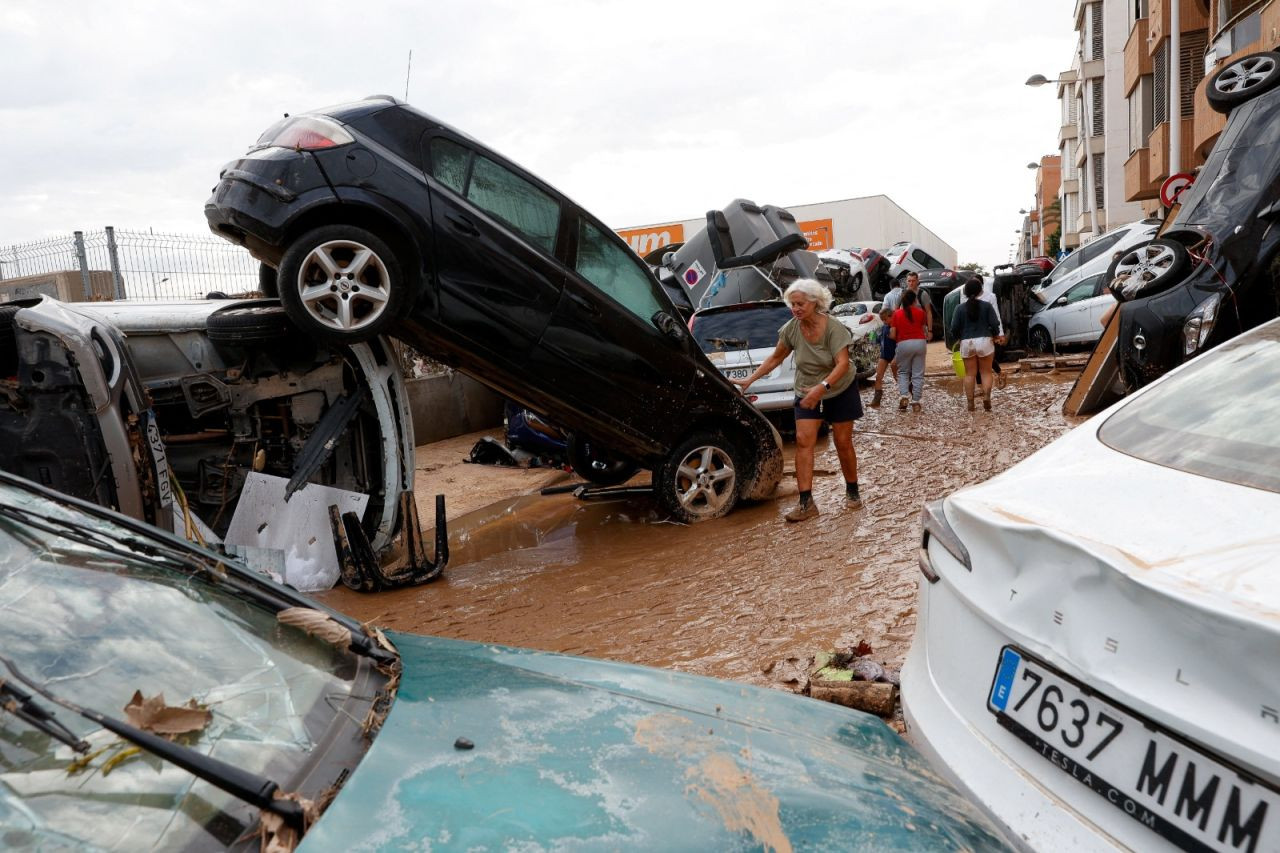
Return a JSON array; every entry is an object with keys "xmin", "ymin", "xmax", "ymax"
[{"xmin": 205, "ymin": 96, "xmax": 782, "ymax": 522}]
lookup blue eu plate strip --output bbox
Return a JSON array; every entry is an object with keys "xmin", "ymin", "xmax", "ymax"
[{"xmin": 989, "ymin": 647, "xmax": 1022, "ymax": 712}]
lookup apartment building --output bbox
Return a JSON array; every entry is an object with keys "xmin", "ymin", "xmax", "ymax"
[
  {"xmin": 1017, "ymin": 155, "xmax": 1062, "ymax": 262},
  {"xmin": 1124, "ymin": 0, "xmax": 1280, "ymax": 212},
  {"xmin": 1058, "ymin": 0, "xmax": 1150, "ymax": 251}
]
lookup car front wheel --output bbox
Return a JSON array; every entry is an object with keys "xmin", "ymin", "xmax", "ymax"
[
  {"xmin": 657, "ymin": 431, "xmax": 742, "ymax": 523},
  {"xmin": 1106, "ymin": 239, "xmax": 1191, "ymax": 302},
  {"xmin": 1207, "ymin": 51, "xmax": 1280, "ymax": 114},
  {"xmin": 278, "ymin": 225, "xmax": 409, "ymax": 343}
]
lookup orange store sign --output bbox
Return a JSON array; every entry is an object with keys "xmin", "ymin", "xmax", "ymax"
[
  {"xmin": 799, "ymin": 219, "xmax": 833, "ymax": 251},
  {"xmin": 617, "ymin": 224, "xmax": 685, "ymax": 257}
]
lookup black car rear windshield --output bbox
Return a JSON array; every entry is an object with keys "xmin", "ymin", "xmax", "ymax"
[
  {"xmin": 1098, "ymin": 322, "xmax": 1280, "ymax": 493},
  {"xmin": 691, "ymin": 303, "xmax": 791, "ymax": 353}
]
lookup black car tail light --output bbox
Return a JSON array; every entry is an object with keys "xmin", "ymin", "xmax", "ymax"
[
  {"xmin": 919, "ymin": 499, "xmax": 971, "ymax": 583},
  {"xmin": 260, "ymin": 116, "xmax": 354, "ymax": 151}
]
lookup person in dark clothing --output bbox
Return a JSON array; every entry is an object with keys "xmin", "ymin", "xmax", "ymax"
[{"xmin": 949, "ymin": 278, "xmax": 1002, "ymax": 411}]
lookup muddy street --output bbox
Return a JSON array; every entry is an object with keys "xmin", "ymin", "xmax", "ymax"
[{"xmin": 322, "ymin": 371, "xmax": 1081, "ymax": 688}]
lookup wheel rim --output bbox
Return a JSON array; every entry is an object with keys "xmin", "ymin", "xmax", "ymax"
[
  {"xmin": 1031, "ymin": 328, "xmax": 1050, "ymax": 352},
  {"xmin": 1215, "ymin": 56, "xmax": 1276, "ymax": 95},
  {"xmin": 295, "ymin": 239, "xmax": 392, "ymax": 332},
  {"xmin": 672, "ymin": 445, "xmax": 736, "ymax": 518},
  {"xmin": 1112, "ymin": 244, "xmax": 1177, "ymax": 298}
]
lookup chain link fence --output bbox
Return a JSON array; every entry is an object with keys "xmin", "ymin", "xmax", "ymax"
[{"xmin": 0, "ymin": 227, "xmax": 259, "ymax": 300}]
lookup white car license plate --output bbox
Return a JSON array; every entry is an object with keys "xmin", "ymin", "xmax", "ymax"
[
  {"xmin": 721, "ymin": 367, "xmax": 752, "ymax": 380},
  {"xmin": 988, "ymin": 646, "xmax": 1279, "ymax": 852}
]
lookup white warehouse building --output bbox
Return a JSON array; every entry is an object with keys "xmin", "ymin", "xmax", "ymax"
[{"xmin": 617, "ymin": 194, "xmax": 958, "ymax": 269}]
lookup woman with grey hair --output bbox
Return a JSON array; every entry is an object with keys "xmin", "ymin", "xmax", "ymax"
[{"xmin": 731, "ymin": 279, "xmax": 863, "ymax": 522}]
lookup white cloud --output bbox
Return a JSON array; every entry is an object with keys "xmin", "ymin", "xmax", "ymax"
[{"xmin": 0, "ymin": 0, "xmax": 1078, "ymax": 264}]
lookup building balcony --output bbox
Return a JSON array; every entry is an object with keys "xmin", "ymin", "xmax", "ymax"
[
  {"xmin": 1125, "ymin": 147, "xmax": 1159, "ymax": 201},
  {"xmin": 1192, "ymin": 78, "xmax": 1229, "ymax": 158},
  {"xmin": 1147, "ymin": 118, "xmax": 1198, "ymax": 186},
  {"xmin": 1125, "ymin": 18, "xmax": 1152, "ymax": 93},
  {"xmin": 1081, "ymin": 58, "xmax": 1105, "ymax": 80},
  {"xmin": 1060, "ymin": 122, "xmax": 1079, "ymax": 144},
  {"xmin": 1062, "ymin": 177, "xmax": 1080, "ymax": 195},
  {"xmin": 1075, "ymin": 134, "xmax": 1105, "ymax": 168},
  {"xmin": 1148, "ymin": 0, "xmax": 1210, "ymax": 50}
]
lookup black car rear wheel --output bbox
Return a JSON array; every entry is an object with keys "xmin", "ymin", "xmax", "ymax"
[
  {"xmin": 567, "ymin": 435, "xmax": 638, "ymax": 486},
  {"xmin": 0, "ymin": 305, "xmax": 19, "ymax": 376},
  {"xmin": 657, "ymin": 431, "xmax": 741, "ymax": 523},
  {"xmin": 1106, "ymin": 239, "xmax": 1191, "ymax": 302},
  {"xmin": 278, "ymin": 225, "xmax": 408, "ymax": 343},
  {"xmin": 1207, "ymin": 51, "xmax": 1280, "ymax": 114}
]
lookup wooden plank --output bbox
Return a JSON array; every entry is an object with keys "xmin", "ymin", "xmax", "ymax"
[{"xmin": 1064, "ymin": 307, "xmax": 1124, "ymax": 417}]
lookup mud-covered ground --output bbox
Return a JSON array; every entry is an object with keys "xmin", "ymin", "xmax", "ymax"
[{"xmin": 322, "ymin": 368, "xmax": 1081, "ymax": 689}]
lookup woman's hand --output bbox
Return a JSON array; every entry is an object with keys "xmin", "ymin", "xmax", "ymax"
[
  {"xmin": 730, "ymin": 377, "xmax": 752, "ymax": 392},
  {"xmin": 800, "ymin": 386, "xmax": 824, "ymax": 409}
]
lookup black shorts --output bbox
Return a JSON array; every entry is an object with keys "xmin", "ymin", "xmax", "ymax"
[{"xmin": 795, "ymin": 382, "xmax": 864, "ymax": 423}]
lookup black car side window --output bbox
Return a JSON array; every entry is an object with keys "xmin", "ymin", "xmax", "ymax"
[
  {"xmin": 576, "ymin": 219, "xmax": 666, "ymax": 322},
  {"xmin": 467, "ymin": 156, "xmax": 560, "ymax": 254},
  {"xmin": 429, "ymin": 138, "xmax": 470, "ymax": 194}
]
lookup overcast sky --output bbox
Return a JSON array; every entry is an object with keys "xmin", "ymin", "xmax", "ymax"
[{"xmin": 1, "ymin": 0, "xmax": 1078, "ymax": 267}]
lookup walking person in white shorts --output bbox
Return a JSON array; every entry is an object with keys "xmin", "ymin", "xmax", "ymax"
[{"xmin": 948, "ymin": 277, "xmax": 1002, "ymax": 411}]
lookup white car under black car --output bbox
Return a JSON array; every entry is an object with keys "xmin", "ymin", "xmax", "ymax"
[{"xmin": 904, "ymin": 317, "xmax": 1280, "ymax": 852}]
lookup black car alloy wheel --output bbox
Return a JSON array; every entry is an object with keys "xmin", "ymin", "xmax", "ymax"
[
  {"xmin": 1207, "ymin": 50, "xmax": 1280, "ymax": 114},
  {"xmin": 1106, "ymin": 239, "xmax": 1191, "ymax": 302},
  {"xmin": 657, "ymin": 431, "xmax": 741, "ymax": 523},
  {"xmin": 278, "ymin": 225, "xmax": 408, "ymax": 343}
]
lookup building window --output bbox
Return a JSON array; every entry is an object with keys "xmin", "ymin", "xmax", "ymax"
[
  {"xmin": 1154, "ymin": 40, "xmax": 1169, "ymax": 125},
  {"xmin": 1090, "ymin": 2, "xmax": 1105, "ymax": 60},
  {"xmin": 1131, "ymin": 0, "xmax": 1150, "ymax": 26},
  {"xmin": 1090, "ymin": 80, "xmax": 1105, "ymax": 137},
  {"xmin": 1128, "ymin": 75, "xmax": 1154, "ymax": 153},
  {"xmin": 1180, "ymin": 31, "xmax": 1208, "ymax": 118},
  {"xmin": 1093, "ymin": 152, "xmax": 1106, "ymax": 210}
]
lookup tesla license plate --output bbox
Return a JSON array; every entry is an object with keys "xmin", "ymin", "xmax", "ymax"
[
  {"xmin": 988, "ymin": 646, "xmax": 1278, "ymax": 852},
  {"xmin": 721, "ymin": 367, "xmax": 751, "ymax": 380}
]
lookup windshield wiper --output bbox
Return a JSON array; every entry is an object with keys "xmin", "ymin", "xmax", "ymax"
[
  {"xmin": 0, "ymin": 680, "xmax": 89, "ymax": 752},
  {"xmin": 0, "ymin": 656, "xmax": 305, "ymax": 831},
  {"xmin": 0, "ymin": 499, "xmax": 395, "ymax": 667}
]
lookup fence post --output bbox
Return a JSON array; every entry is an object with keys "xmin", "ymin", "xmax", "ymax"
[
  {"xmin": 73, "ymin": 231, "xmax": 92, "ymax": 299},
  {"xmin": 105, "ymin": 226, "xmax": 126, "ymax": 300}
]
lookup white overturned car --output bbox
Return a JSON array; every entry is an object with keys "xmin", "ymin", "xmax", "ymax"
[{"xmin": 904, "ymin": 318, "xmax": 1280, "ymax": 851}]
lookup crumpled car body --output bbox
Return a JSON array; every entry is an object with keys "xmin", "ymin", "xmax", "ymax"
[
  {"xmin": 903, "ymin": 318, "xmax": 1280, "ymax": 851},
  {"xmin": 1115, "ymin": 83, "xmax": 1280, "ymax": 390},
  {"xmin": 0, "ymin": 470, "xmax": 1011, "ymax": 851},
  {"xmin": 206, "ymin": 99, "xmax": 781, "ymax": 521},
  {"xmin": 0, "ymin": 297, "xmax": 413, "ymax": 551}
]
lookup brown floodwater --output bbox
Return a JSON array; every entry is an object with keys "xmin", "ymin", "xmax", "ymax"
[{"xmin": 322, "ymin": 371, "xmax": 1083, "ymax": 687}]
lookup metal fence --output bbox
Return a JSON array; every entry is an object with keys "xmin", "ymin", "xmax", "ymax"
[{"xmin": 0, "ymin": 227, "xmax": 259, "ymax": 300}]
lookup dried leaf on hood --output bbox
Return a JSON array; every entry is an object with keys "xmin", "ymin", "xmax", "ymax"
[{"xmin": 123, "ymin": 690, "xmax": 211, "ymax": 737}]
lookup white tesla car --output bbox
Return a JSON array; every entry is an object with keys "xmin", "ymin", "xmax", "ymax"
[{"xmin": 903, "ymin": 318, "xmax": 1280, "ymax": 851}]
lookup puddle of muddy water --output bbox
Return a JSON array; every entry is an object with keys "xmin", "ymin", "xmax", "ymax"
[{"xmin": 322, "ymin": 372, "xmax": 1082, "ymax": 689}]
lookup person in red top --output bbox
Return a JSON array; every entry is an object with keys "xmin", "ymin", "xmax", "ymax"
[{"xmin": 889, "ymin": 289, "xmax": 929, "ymax": 411}]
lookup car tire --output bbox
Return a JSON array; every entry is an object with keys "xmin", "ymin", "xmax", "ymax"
[
  {"xmin": 1029, "ymin": 325, "xmax": 1053, "ymax": 354},
  {"xmin": 656, "ymin": 430, "xmax": 742, "ymax": 523},
  {"xmin": 207, "ymin": 302, "xmax": 297, "ymax": 345},
  {"xmin": 278, "ymin": 225, "xmax": 409, "ymax": 344},
  {"xmin": 0, "ymin": 305, "xmax": 19, "ymax": 376},
  {"xmin": 258, "ymin": 262, "xmax": 279, "ymax": 298},
  {"xmin": 1106, "ymin": 239, "xmax": 1191, "ymax": 302},
  {"xmin": 1206, "ymin": 51, "xmax": 1280, "ymax": 114},
  {"xmin": 567, "ymin": 435, "xmax": 638, "ymax": 486}
]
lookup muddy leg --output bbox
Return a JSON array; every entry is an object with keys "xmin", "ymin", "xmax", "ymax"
[{"xmin": 793, "ymin": 417, "xmax": 820, "ymax": 493}]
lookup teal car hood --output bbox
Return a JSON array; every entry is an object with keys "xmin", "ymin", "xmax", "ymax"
[{"xmin": 301, "ymin": 633, "xmax": 1006, "ymax": 851}]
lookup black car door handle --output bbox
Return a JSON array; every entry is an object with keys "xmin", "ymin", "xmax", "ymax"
[
  {"xmin": 565, "ymin": 290, "xmax": 600, "ymax": 318},
  {"xmin": 446, "ymin": 213, "xmax": 478, "ymax": 235}
]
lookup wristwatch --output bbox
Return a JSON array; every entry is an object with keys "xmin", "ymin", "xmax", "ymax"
[{"xmin": 821, "ymin": 380, "xmax": 831, "ymax": 390}]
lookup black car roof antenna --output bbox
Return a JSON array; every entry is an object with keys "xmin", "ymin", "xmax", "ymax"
[{"xmin": 0, "ymin": 655, "xmax": 308, "ymax": 832}]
